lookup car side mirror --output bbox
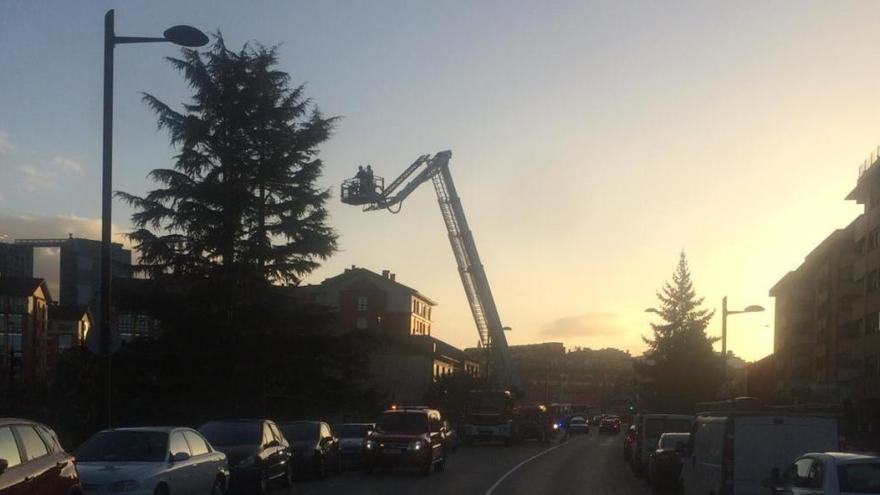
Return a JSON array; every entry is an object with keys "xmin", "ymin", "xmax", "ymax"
[
  {"xmin": 172, "ymin": 452, "xmax": 190, "ymax": 463},
  {"xmin": 0, "ymin": 458, "xmax": 7, "ymax": 475}
]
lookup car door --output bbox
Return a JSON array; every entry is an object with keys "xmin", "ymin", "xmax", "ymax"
[
  {"xmin": 12, "ymin": 424, "xmax": 55, "ymax": 495},
  {"xmin": 33, "ymin": 424, "xmax": 77, "ymax": 495},
  {"xmin": 183, "ymin": 430, "xmax": 216, "ymax": 493},
  {"xmin": 428, "ymin": 413, "xmax": 443, "ymax": 462},
  {"xmin": 0, "ymin": 425, "xmax": 31, "ymax": 495},
  {"xmin": 167, "ymin": 431, "xmax": 195, "ymax": 495}
]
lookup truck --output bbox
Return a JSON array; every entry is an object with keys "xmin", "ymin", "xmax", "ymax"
[
  {"xmin": 680, "ymin": 399, "xmax": 839, "ymax": 495},
  {"xmin": 462, "ymin": 390, "xmax": 520, "ymax": 445}
]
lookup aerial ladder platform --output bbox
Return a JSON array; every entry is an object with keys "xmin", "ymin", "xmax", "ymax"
[{"xmin": 341, "ymin": 151, "xmax": 513, "ymax": 388}]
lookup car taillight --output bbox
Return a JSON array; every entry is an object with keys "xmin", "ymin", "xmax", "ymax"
[{"xmin": 721, "ymin": 431, "xmax": 734, "ymax": 492}]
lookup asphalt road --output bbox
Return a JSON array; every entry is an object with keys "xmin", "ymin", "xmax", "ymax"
[{"xmin": 276, "ymin": 428, "xmax": 652, "ymax": 495}]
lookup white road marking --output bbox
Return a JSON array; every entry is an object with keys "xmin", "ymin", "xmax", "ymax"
[{"xmin": 483, "ymin": 441, "xmax": 571, "ymax": 495}]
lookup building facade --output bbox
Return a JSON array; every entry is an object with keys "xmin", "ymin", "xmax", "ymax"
[
  {"xmin": 0, "ymin": 243, "xmax": 34, "ymax": 278},
  {"xmin": 0, "ymin": 276, "xmax": 51, "ymax": 390},
  {"xmin": 47, "ymin": 305, "xmax": 91, "ymax": 367},
  {"xmin": 299, "ymin": 266, "xmax": 436, "ymax": 337}
]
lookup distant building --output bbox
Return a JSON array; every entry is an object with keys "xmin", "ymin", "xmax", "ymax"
[
  {"xmin": 47, "ymin": 305, "xmax": 91, "ymax": 364},
  {"xmin": 13, "ymin": 236, "xmax": 132, "ymax": 317},
  {"xmin": 298, "ymin": 266, "xmax": 436, "ymax": 337},
  {"xmin": 0, "ymin": 242, "xmax": 34, "ymax": 278},
  {"xmin": 746, "ymin": 354, "xmax": 776, "ymax": 400},
  {"xmin": 0, "ymin": 276, "xmax": 51, "ymax": 389}
]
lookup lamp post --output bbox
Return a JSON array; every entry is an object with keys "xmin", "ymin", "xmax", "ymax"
[
  {"xmin": 720, "ymin": 296, "xmax": 764, "ymax": 395},
  {"xmin": 100, "ymin": 10, "xmax": 207, "ymax": 427}
]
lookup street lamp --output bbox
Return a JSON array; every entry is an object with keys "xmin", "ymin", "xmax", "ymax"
[
  {"xmin": 100, "ymin": 10, "xmax": 207, "ymax": 427},
  {"xmin": 721, "ymin": 296, "xmax": 764, "ymax": 395}
]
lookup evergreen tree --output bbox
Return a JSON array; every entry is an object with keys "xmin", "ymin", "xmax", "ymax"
[
  {"xmin": 637, "ymin": 252, "xmax": 721, "ymax": 412},
  {"xmin": 118, "ymin": 36, "xmax": 337, "ymax": 285}
]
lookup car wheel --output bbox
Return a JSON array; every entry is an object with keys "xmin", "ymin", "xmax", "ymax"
[
  {"xmin": 153, "ymin": 484, "xmax": 169, "ymax": 495},
  {"xmin": 257, "ymin": 468, "xmax": 269, "ymax": 495},
  {"xmin": 210, "ymin": 475, "xmax": 225, "ymax": 495},
  {"xmin": 315, "ymin": 455, "xmax": 326, "ymax": 479},
  {"xmin": 282, "ymin": 462, "xmax": 295, "ymax": 487}
]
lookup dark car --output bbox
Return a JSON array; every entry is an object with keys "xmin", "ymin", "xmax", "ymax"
[
  {"xmin": 363, "ymin": 408, "xmax": 447, "ymax": 475},
  {"xmin": 0, "ymin": 418, "xmax": 81, "ymax": 495},
  {"xmin": 599, "ymin": 416, "xmax": 621, "ymax": 434},
  {"xmin": 590, "ymin": 415, "xmax": 603, "ymax": 426},
  {"xmin": 623, "ymin": 425, "xmax": 637, "ymax": 461},
  {"xmin": 334, "ymin": 423, "xmax": 374, "ymax": 469},
  {"xmin": 514, "ymin": 405, "xmax": 552, "ymax": 442},
  {"xmin": 199, "ymin": 419, "xmax": 293, "ymax": 494},
  {"xmin": 648, "ymin": 432, "xmax": 689, "ymax": 490},
  {"xmin": 279, "ymin": 421, "xmax": 341, "ymax": 478}
]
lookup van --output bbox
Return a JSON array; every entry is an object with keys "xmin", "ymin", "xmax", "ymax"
[
  {"xmin": 631, "ymin": 413, "xmax": 694, "ymax": 471},
  {"xmin": 680, "ymin": 407, "xmax": 838, "ymax": 495}
]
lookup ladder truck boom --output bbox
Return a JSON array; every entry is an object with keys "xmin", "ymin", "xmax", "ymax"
[{"xmin": 341, "ymin": 151, "xmax": 512, "ymax": 387}]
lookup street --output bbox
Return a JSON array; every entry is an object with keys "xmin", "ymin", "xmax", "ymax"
[{"xmin": 284, "ymin": 430, "xmax": 651, "ymax": 495}]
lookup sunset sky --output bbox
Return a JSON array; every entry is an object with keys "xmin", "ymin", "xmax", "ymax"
[{"xmin": 2, "ymin": 1, "xmax": 878, "ymax": 361}]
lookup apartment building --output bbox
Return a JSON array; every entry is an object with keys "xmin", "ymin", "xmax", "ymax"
[{"xmin": 0, "ymin": 276, "xmax": 51, "ymax": 389}]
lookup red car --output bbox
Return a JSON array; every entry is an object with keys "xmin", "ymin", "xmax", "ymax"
[{"xmin": 0, "ymin": 418, "xmax": 82, "ymax": 495}]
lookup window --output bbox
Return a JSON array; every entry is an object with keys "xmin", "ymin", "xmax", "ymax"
[
  {"xmin": 15, "ymin": 425, "xmax": 48, "ymax": 460},
  {"xmin": 866, "ymin": 313, "xmax": 880, "ymax": 336},
  {"xmin": 868, "ymin": 271, "xmax": 880, "ymax": 293},
  {"xmin": 357, "ymin": 296, "xmax": 368, "ymax": 312},
  {"xmin": 866, "ymin": 356, "xmax": 879, "ymax": 377},
  {"xmin": 35, "ymin": 425, "xmax": 62, "ymax": 454},
  {"xmin": 0, "ymin": 427, "xmax": 21, "ymax": 468},
  {"xmin": 838, "ymin": 462, "xmax": 880, "ymax": 493},
  {"xmin": 169, "ymin": 432, "xmax": 190, "ymax": 457},
  {"xmin": 356, "ymin": 317, "xmax": 367, "ymax": 330},
  {"xmin": 183, "ymin": 431, "xmax": 209, "ymax": 456}
]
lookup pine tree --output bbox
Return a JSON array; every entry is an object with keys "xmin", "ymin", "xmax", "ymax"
[
  {"xmin": 638, "ymin": 252, "xmax": 721, "ymax": 412},
  {"xmin": 118, "ymin": 36, "xmax": 337, "ymax": 285}
]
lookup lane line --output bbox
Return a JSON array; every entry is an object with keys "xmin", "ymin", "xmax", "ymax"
[{"xmin": 483, "ymin": 440, "xmax": 571, "ymax": 495}]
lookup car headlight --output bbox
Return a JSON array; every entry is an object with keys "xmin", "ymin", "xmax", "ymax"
[
  {"xmin": 552, "ymin": 423, "xmax": 559, "ymax": 430},
  {"xmin": 408, "ymin": 440, "xmax": 424, "ymax": 451},
  {"xmin": 236, "ymin": 455, "xmax": 256, "ymax": 468},
  {"xmin": 107, "ymin": 480, "xmax": 141, "ymax": 492},
  {"xmin": 365, "ymin": 439, "xmax": 375, "ymax": 450}
]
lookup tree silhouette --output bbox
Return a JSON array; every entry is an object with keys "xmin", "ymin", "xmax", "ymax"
[
  {"xmin": 637, "ymin": 252, "xmax": 720, "ymax": 412},
  {"xmin": 118, "ymin": 35, "xmax": 337, "ymax": 285}
]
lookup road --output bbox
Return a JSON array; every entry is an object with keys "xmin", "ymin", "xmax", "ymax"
[{"xmin": 277, "ymin": 429, "xmax": 652, "ymax": 495}]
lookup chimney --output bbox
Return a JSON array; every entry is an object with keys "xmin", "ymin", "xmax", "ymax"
[
  {"xmin": 390, "ymin": 273, "xmax": 396, "ymax": 282},
  {"xmin": 381, "ymin": 270, "xmax": 390, "ymax": 279}
]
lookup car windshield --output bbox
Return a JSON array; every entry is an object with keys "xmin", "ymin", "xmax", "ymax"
[
  {"xmin": 468, "ymin": 393, "xmax": 509, "ymax": 413},
  {"xmin": 76, "ymin": 431, "xmax": 168, "ymax": 462},
  {"xmin": 659, "ymin": 433, "xmax": 688, "ymax": 449},
  {"xmin": 838, "ymin": 462, "xmax": 880, "ymax": 493},
  {"xmin": 570, "ymin": 417, "xmax": 586, "ymax": 424},
  {"xmin": 280, "ymin": 423, "xmax": 318, "ymax": 442},
  {"xmin": 378, "ymin": 412, "xmax": 428, "ymax": 434},
  {"xmin": 199, "ymin": 422, "xmax": 260, "ymax": 447},
  {"xmin": 335, "ymin": 424, "xmax": 370, "ymax": 438},
  {"xmin": 645, "ymin": 419, "xmax": 692, "ymax": 439}
]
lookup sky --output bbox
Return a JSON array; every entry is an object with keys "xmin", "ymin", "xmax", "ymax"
[{"xmin": 1, "ymin": 0, "xmax": 877, "ymax": 361}]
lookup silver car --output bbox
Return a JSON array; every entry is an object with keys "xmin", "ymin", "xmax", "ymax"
[{"xmin": 76, "ymin": 426, "xmax": 229, "ymax": 495}]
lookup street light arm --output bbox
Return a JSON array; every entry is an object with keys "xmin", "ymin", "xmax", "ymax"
[{"xmin": 114, "ymin": 36, "xmax": 170, "ymax": 44}]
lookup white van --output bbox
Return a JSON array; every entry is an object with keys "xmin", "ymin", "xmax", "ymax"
[
  {"xmin": 632, "ymin": 414, "xmax": 694, "ymax": 471},
  {"xmin": 681, "ymin": 410, "xmax": 838, "ymax": 495}
]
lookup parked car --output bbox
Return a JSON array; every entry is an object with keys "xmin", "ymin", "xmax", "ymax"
[
  {"xmin": 333, "ymin": 423, "xmax": 374, "ymax": 469},
  {"xmin": 199, "ymin": 419, "xmax": 293, "ymax": 494},
  {"xmin": 599, "ymin": 415, "xmax": 621, "ymax": 434},
  {"xmin": 768, "ymin": 452, "xmax": 880, "ymax": 495},
  {"xmin": 568, "ymin": 416, "xmax": 590, "ymax": 435},
  {"xmin": 278, "ymin": 421, "xmax": 340, "ymax": 478},
  {"xmin": 76, "ymin": 426, "xmax": 228, "ymax": 495},
  {"xmin": 363, "ymin": 407, "xmax": 447, "ymax": 475},
  {"xmin": 680, "ymin": 402, "xmax": 838, "ymax": 495},
  {"xmin": 590, "ymin": 415, "xmax": 604, "ymax": 426},
  {"xmin": 623, "ymin": 424, "xmax": 637, "ymax": 462},
  {"xmin": 647, "ymin": 432, "xmax": 690, "ymax": 491},
  {"xmin": 514, "ymin": 405, "xmax": 552, "ymax": 442},
  {"xmin": 630, "ymin": 414, "xmax": 692, "ymax": 471},
  {"xmin": 0, "ymin": 418, "xmax": 81, "ymax": 495}
]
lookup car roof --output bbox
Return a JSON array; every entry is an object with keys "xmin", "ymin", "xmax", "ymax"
[
  {"xmin": 0, "ymin": 418, "xmax": 45, "ymax": 427},
  {"xmin": 659, "ymin": 432, "xmax": 689, "ymax": 437},
  {"xmin": 804, "ymin": 452, "xmax": 880, "ymax": 463},
  {"xmin": 100, "ymin": 426, "xmax": 181, "ymax": 433}
]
